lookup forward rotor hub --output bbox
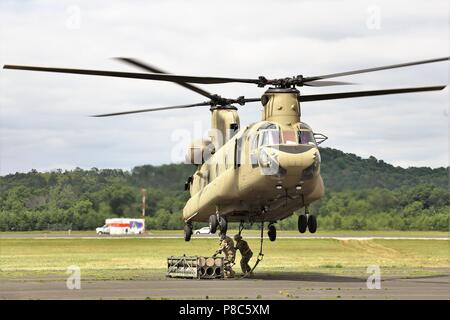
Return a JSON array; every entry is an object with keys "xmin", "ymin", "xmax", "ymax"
[{"xmin": 263, "ymin": 75, "xmax": 305, "ymax": 88}]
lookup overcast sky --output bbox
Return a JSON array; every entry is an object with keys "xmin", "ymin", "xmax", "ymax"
[{"xmin": 0, "ymin": 0, "xmax": 449, "ymax": 175}]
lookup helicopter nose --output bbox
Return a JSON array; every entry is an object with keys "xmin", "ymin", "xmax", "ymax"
[
  {"xmin": 276, "ymin": 145, "xmax": 317, "ymax": 172},
  {"xmin": 257, "ymin": 145, "xmax": 318, "ymax": 176}
]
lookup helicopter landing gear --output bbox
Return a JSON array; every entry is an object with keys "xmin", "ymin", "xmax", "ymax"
[
  {"xmin": 267, "ymin": 223, "xmax": 277, "ymax": 241},
  {"xmin": 298, "ymin": 214, "xmax": 307, "ymax": 233},
  {"xmin": 307, "ymin": 214, "xmax": 317, "ymax": 233},
  {"xmin": 209, "ymin": 214, "xmax": 218, "ymax": 234},
  {"xmin": 218, "ymin": 216, "xmax": 228, "ymax": 234},
  {"xmin": 209, "ymin": 214, "xmax": 228, "ymax": 235},
  {"xmin": 184, "ymin": 221, "xmax": 193, "ymax": 242},
  {"xmin": 298, "ymin": 207, "xmax": 318, "ymax": 234}
]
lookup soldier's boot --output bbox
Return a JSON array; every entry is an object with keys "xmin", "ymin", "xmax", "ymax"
[
  {"xmin": 240, "ymin": 261, "xmax": 246, "ymax": 274},
  {"xmin": 224, "ymin": 269, "xmax": 234, "ymax": 279}
]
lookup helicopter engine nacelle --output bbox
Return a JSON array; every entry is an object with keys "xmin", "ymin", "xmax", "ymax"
[{"xmin": 185, "ymin": 138, "xmax": 214, "ymax": 165}]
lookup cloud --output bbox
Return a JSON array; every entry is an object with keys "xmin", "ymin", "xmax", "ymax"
[{"xmin": 0, "ymin": 0, "xmax": 448, "ymax": 174}]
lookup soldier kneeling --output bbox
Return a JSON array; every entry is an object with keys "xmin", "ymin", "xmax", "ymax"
[{"xmin": 213, "ymin": 233, "xmax": 236, "ymax": 278}]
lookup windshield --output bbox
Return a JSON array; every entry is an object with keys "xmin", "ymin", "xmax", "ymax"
[
  {"xmin": 258, "ymin": 124, "xmax": 280, "ymax": 147},
  {"xmin": 298, "ymin": 130, "xmax": 316, "ymax": 145},
  {"xmin": 249, "ymin": 123, "xmax": 280, "ymax": 166},
  {"xmin": 282, "ymin": 130, "xmax": 297, "ymax": 144},
  {"xmin": 259, "ymin": 129, "xmax": 280, "ymax": 146}
]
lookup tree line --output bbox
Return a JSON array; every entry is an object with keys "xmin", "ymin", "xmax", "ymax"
[{"xmin": 0, "ymin": 148, "xmax": 448, "ymax": 231}]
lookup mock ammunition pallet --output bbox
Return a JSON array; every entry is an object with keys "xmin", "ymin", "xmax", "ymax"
[{"xmin": 166, "ymin": 255, "xmax": 224, "ymax": 279}]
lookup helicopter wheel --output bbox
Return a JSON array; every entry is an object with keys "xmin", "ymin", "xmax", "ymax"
[
  {"xmin": 209, "ymin": 214, "xmax": 218, "ymax": 234},
  {"xmin": 307, "ymin": 215, "xmax": 317, "ymax": 233},
  {"xmin": 184, "ymin": 223, "xmax": 193, "ymax": 242},
  {"xmin": 298, "ymin": 214, "xmax": 308, "ymax": 233},
  {"xmin": 268, "ymin": 224, "xmax": 277, "ymax": 241},
  {"xmin": 218, "ymin": 216, "xmax": 228, "ymax": 235}
]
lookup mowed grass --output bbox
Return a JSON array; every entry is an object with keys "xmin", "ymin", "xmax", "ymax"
[
  {"xmin": 1, "ymin": 237, "xmax": 448, "ymax": 280},
  {"xmin": 1, "ymin": 229, "xmax": 448, "ymax": 237}
]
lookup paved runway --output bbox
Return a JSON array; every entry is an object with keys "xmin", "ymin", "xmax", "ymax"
[{"xmin": 1, "ymin": 273, "xmax": 448, "ymax": 300}]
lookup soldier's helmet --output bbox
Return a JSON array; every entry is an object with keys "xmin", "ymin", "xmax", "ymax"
[{"xmin": 234, "ymin": 234, "xmax": 242, "ymax": 241}]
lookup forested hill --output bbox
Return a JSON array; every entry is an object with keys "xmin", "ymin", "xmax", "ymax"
[
  {"xmin": 318, "ymin": 148, "xmax": 448, "ymax": 191},
  {"xmin": 1, "ymin": 147, "xmax": 446, "ymax": 193},
  {"xmin": 128, "ymin": 147, "xmax": 448, "ymax": 192},
  {"xmin": 0, "ymin": 147, "xmax": 448, "ymax": 231}
]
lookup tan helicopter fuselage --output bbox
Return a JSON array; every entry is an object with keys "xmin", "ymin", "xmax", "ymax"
[{"xmin": 183, "ymin": 88, "xmax": 324, "ymax": 223}]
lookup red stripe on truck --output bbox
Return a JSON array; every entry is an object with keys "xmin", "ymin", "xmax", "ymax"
[{"xmin": 110, "ymin": 223, "xmax": 130, "ymax": 227}]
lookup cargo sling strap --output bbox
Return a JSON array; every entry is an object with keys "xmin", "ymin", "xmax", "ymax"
[{"xmin": 239, "ymin": 222, "xmax": 264, "ymax": 279}]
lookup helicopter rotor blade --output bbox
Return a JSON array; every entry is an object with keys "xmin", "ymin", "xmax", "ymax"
[
  {"xmin": 1, "ymin": 64, "xmax": 353, "ymax": 87},
  {"xmin": 91, "ymin": 97, "xmax": 262, "ymax": 117},
  {"xmin": 114, "ymin": 57, "xmax": 215, "ymax": 99},
  {"xmin": 4, "ymin": 56, "xmax": 448, "ymax": 88},
  {"xmin": 303, "ymin": 57, "xmax": 450, "ymax": 82},
  {"xmin": 303, "ymin": 80, "xmax": 355, "ymax": 87},
  {"xmin": 114, "ymin": 57, "xmax": 169, "ymax": 74},
  {"xmin": 298, "ymin": 85, "xmax": 446, "ymax": 102},
  {"xmin": 3, "ymin": 64, "xmax": 259, "ymax": 85},
  {"xmin": 91, "ymin": 101, "xmax": 212, "ymax": 117}
]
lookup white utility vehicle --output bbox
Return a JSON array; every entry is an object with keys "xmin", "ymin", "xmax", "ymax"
[
  {"xmin": 96, "ymin": 218, "xmax": 145, "ymax": 235},
  {"xmin": 193, "ymin": 226, "xmax": 211, "ymax": 235}
]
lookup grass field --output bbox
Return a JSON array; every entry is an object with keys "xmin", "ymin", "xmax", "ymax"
[
  {"xmin": 1, "ymin": 229, "xmax": 449, "ymax": 237},
  {"xmin": 1, "ymin": 235, "xmax": 448, "ymax": 280}
]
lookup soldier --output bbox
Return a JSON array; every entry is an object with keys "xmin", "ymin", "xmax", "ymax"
[
  {"xmin": 234, "ymin": 234, "xmax": 253, "ymax": 274},
  {"xmin": 213, "ymin": 233, "xmax": 236, "ymax": 278}
]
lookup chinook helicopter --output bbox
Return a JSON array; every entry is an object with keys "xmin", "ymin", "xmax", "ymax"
[{"xmin": 3, "ymin": 57, "xmax": 449, "ymax": 243}]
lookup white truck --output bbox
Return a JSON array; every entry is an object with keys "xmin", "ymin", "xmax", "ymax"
[{"xmin": 96, "ymin": 218, "xmax": 145, "ymax": 235}]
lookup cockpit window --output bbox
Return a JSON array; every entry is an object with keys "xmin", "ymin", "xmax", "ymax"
[
  {"xmin": 258, "ymin": 124, "xmax": 280, "ymax": 147},
  {"xmin": 282, "ymin": 130, "xmax": 297, "ymax": 144},
  {"xmin": 259, "ymin": 130, "xmax": 279, "ymax": 146},
  {"xmin": 299, "ymin": 122, "xmax": 312, "ymax": 130},
  {"xmin": 298, "ymin": 130, "xmax": 316, "ymax": 145},
  {"xmin": 249, "ymin": 123, "xmax": 280, "ymax": 167}
]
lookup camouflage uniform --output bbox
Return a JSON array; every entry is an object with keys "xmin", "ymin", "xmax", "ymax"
[
  {"xmin": 214, "ymin": 235, "xmax": 236, "ymax": 278},
  {"xmin": 235, "ymin": 238, "xmax": 253, "ymax": 274}
]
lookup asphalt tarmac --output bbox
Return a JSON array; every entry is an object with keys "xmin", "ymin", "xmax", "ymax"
[{"xmin": 1, "ymin": 273, "xmax": 448, "ymax": 300}]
